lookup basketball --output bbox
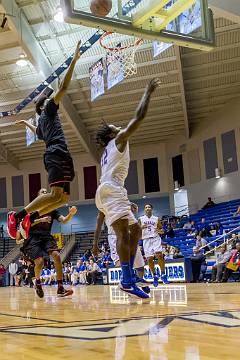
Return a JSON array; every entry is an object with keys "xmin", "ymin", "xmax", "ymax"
[{"xmin": 90, "ymin": 0, "xmax": 112, "ymax": 17}]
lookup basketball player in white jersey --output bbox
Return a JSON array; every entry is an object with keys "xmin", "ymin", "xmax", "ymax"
[
  {"xmin": 95, "ymin": 78, "xmax": 160, "ymax": 299},
  {"xmin": 139, "ymin": 204, "xmax": 169, "ymax": 287},
  {"xmin": 93, "ymin": 203, "xmax": 150, "ymax": 294}
]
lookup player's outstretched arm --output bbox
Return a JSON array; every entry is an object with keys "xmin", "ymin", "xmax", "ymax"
[
  {"xmin": 93, "ymin": 211, "xmax": 105, "ymax": 257},
  {"xmin": 15, "ymin": 120, "xmax": 37, "ymax": 135},
  {"xmin": 54, "ymin": 41, "xmax": 81, "ymax": 105},
  {"xmin": 59, "ymin": 206, "xmax": 77, "ymax": 224},
  {"xmin": 116, "ymin": 78, "xmax": 160, "ymax": 149}
]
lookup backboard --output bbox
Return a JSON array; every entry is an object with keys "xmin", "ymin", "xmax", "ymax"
[{"xmin": 61, "ymin": 0, "xmax": 215, "ymax": 51}]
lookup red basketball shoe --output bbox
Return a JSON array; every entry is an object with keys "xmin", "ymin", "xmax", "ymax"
[
  {"xmin": 7, "ymin": 211, "xmax": 17, "ymax": 239},
  {"xmin": 21, "ymin": 214, "xmax": 31, "ymax": 239}
]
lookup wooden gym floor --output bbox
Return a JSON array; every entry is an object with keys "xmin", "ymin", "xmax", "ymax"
[{"xmin": 0, "ymin": 283, "xmax": 239, "ymax": 359}]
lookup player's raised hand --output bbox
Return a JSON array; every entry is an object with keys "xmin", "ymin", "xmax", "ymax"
[
  {"xmin": 73, "ymin": 40, "xmax": 81, "ymax": 61},
  {"xmin": 69, "ymin": 206, "xmax": 77, "ymax": 216},
  {"xmin": 15, "ymin": 120, "xmax": 26, "ymax": 126},
  {"xmin": 147, "ymin": 78, "xmax": 161, "ymax": 93}
]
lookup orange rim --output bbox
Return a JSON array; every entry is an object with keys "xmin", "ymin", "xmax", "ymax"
[{"xmin": 100, "ymin": 31, "xmax": 143, "ymax": 52}]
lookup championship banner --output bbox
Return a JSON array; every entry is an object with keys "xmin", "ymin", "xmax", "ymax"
[
  {"xmin": 89, "ymin": 58, "xmax": 105, "ymax": 101},
  {"xmin": 106, "ymin": 52, "xmax": 124, "ymax": 90},
  {"xmin": 107, "ymin": 259, "xmax": 192, "ymax": 284},
  {"xmin": 26, "ymin": 117, "xmax": 35, "ymax": 147},
  {"xmin": 153, "ymin": 42, "xmax": 172, "ymax": 58}
]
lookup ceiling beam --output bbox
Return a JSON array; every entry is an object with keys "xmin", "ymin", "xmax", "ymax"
[
  {"xmin": 209, "ymin": 0, "xmax": 240, "ymax": 24},
  {"xmin": 0, "ymin": 0, "xmax": 98, "ymax": 161},
  {"xmin": 0, "ymin": 141, "xmax": 19, "ymax": 169},
  {"xmin": 174, "ymin": 46, "xmax": 189, "ymax": 138}
]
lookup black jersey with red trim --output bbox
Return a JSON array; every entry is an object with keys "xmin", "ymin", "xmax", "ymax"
[{"xmin": 36, "ymin": 98, "xmax": 69, "ymax": 155}]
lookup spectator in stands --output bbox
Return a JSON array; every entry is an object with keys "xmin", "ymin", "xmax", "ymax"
[
  {"xmin": 86, "ymin": 259, "xmax": 101, "ymax": 285},
  {"xmin": 209, "ymin": 225, "xmax": 217, "ymax": 237},
  {"xmin": 0, "ymin": 263, "xmax": 6, "ymax": 286},
  {"xmin": 222, "ymin": 241, "xmax": 240, "ymax": 282},
  {"xmin": 50, "ymin": 264, "xmax": 57, "ymax": 285},
  {"xmin": 191, "ymin": 221, "xmax": 196, "ymax": 230},
  {"xmin": 24, "ymin": 262, "xmax": 35, "ymax": 287},
  {"xmin": 40, "ymin": 267, "xmax": 51, "ymax": 285},
  {"xmin": 233, "ymin": 206, "xmax": 240, "ymax": 218},
  {"xmin": 0, "ymin": 225, "xmax": 4, "ymax": 238},
  {"xmin": 211, "ymin": 244, "xmax": 231, "ymax": 282},
  {"xmin": 190, "ymin": 247, "xmax": 206, "ymax": 282},
  {"xmin": 216, "ymin": 222, "xmax": 224, "ymax": 235},
  {"xmin": 195, "ymin": 234, "xmax": 210, "ymax": 253},
  {"xmin": 173, "ymin": 248, "xmax": 184, "ymax": 259},
  {"xmin": 202, "ymin": 197, "xmax": 215, "ymax": 209},
  {"xmin": 8, "ymin": 260, "xmax": 18, "ymax": 286},
  {"xmin": 79, "ymin": 261, "xmax": 87, "ymax": 285},
  {"xmin": 183, "ymin": 221, "xmax": 192, "ymax": 230},
  {"xmin": 82, "ymin": 249, "xmax": 92, "ymax": 261},
  {"xmin": 165, "ymin": 225, "xmax": 175, "ymax": 238},
  {"xmin": 63, "ymin": 262, "xmax": 70, "ymax": 284},
  {"xmin": 229, "ymin": 233, "xmax": 239, "ymax": 249},
  {"xmin": 198, "ymin": 218, "xmax": 209, "ymax": 232}
]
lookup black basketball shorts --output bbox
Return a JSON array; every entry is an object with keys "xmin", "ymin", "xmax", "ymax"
[{"xmin": 44, "ymin": 152, "xmax": 75, "ymax": 194}]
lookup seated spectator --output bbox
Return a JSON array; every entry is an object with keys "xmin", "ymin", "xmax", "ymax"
[
  {"xmin": 183, "ymin": 220, "xmax": 192, "ymax": 230},
  {"xmin": 211, "ymin": 245, "xmax": 232, "ymax": 282},
  {"xmin": 40, "ymin": 267, "xmax": 51, "ymax": 285},
  {"xmin": 86, "ymin": 259, "xmax": 102, "ymax": 285},
  {"xmin": 202, "ymin": 197, "xmax": 215, "ymax": 209},
  {"xmin": 229, "ymin": 233, "xmax": 239, "ymax": 249},
  {"xmin": 50, "ymin": 264, "xmax": 57, "ymax": 285},
  {"xmin": 195, "ymin": 234, "xmax": 210, "ymax": 253},
  {"xmin": 198, "ymin": 218, "xmax": 209, "ymax": 233},
  {"xmin": 190, "ymin": 247, "xmax": 207, "ymax": 282},
  {"xmin": 173, "ymin": 248, "xmax": 184, "ymax": 259},
  {"xmin": 79, "ymin": 261, "xmax": 87, "ymax": 285},
  {"xmin": 0, "ymin": 264, "xmax": 6, "ymax": 287},
  {"xmin": 215, "ymin": 222, "xmax": 224, "ymax": 235},
  {"xmin": 71, "ymin": 260, "xmax": 80, "ymax": 285},
  {"xmin": 222, "ymin": 241, "xmax": 240, "ymax": 282},
  {"xmin": 62, "ymin": 262, "xmax": 70, "ymax": 284},
  {"xmin": 190, "ymin": 221, "xmax": 196, "ymax": 230},
  {"xmin": 209, "ymin": 225, "xmax": 217, "ymax": 237},
  {"xmin": 166, "ymin": 225, "xmax": 175, "ymax": 238},
  {"xmin": 82, "ymin": 249, "xmax": 92, "ymax": 262},
  {"xmin": 233, "ymin": 206, "xmax": 240, "ymax": 218}
]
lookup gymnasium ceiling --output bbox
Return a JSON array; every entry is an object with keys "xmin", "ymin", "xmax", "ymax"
[{"xmin": 0, "ymin": 0, "xmax": 240, "ymax": 167}]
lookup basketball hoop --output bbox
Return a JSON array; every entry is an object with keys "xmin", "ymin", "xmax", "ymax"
[{"xmin": 100, "ymin": 32, "xmax": 143, "ymax": 78}]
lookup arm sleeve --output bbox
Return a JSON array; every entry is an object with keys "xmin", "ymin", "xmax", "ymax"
[
  {"xmin": 36, "ymin": 124, "xmax": 43, "ymax": 140},
  {"xmin": 44, "ymin": 98, "xmax": 59, "ymax": 118}
]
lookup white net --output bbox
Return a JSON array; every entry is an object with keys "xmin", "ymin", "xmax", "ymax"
[{"xmin": 100, "ymin": 32, "xmax": 143, "ymax": 78}]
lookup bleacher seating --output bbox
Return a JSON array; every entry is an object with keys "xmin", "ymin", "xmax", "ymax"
[
  {"xmin": 68, "ymin": 230, "xmax": 107, "ymax": 263},
  {"xmin": 166, "ymin": 198, "xmax": 240, "ymax": 257},
  {"xmin": 0, "ymin": 237, "xmax": 16, "ymax": 259}
]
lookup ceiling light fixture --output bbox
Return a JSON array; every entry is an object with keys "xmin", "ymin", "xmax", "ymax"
[
  {"xmin": 174, "ymin": 181, "xmax": 179, "ymax": 191},
  {"xmin": 215, "ymin": 168, "xmax": 221, "ymax": 179},
  {"xmin": 54, "ymin": 6, "xmax": 64, "ymax": 23},
  {"xmin": 16, "ymin": 53, "xmax": 28, "ymax": 67}
]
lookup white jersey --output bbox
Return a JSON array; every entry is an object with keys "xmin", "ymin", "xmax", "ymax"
[
  {"xmin": 100, "ymin": 139, "xmax": 130, "ymax": 186},
  {"xmin": 139, "ymin": 215, "xmax": 159, "ymax": 239}
]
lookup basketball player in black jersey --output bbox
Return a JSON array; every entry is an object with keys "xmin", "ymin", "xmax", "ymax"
[
  {"xmin": 17, "ymin": 188, "xmax": 77, "ymax": 298},
  {"xmin": 8, "ymin": 41, "xmax": 81, "ymax": 240}
]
